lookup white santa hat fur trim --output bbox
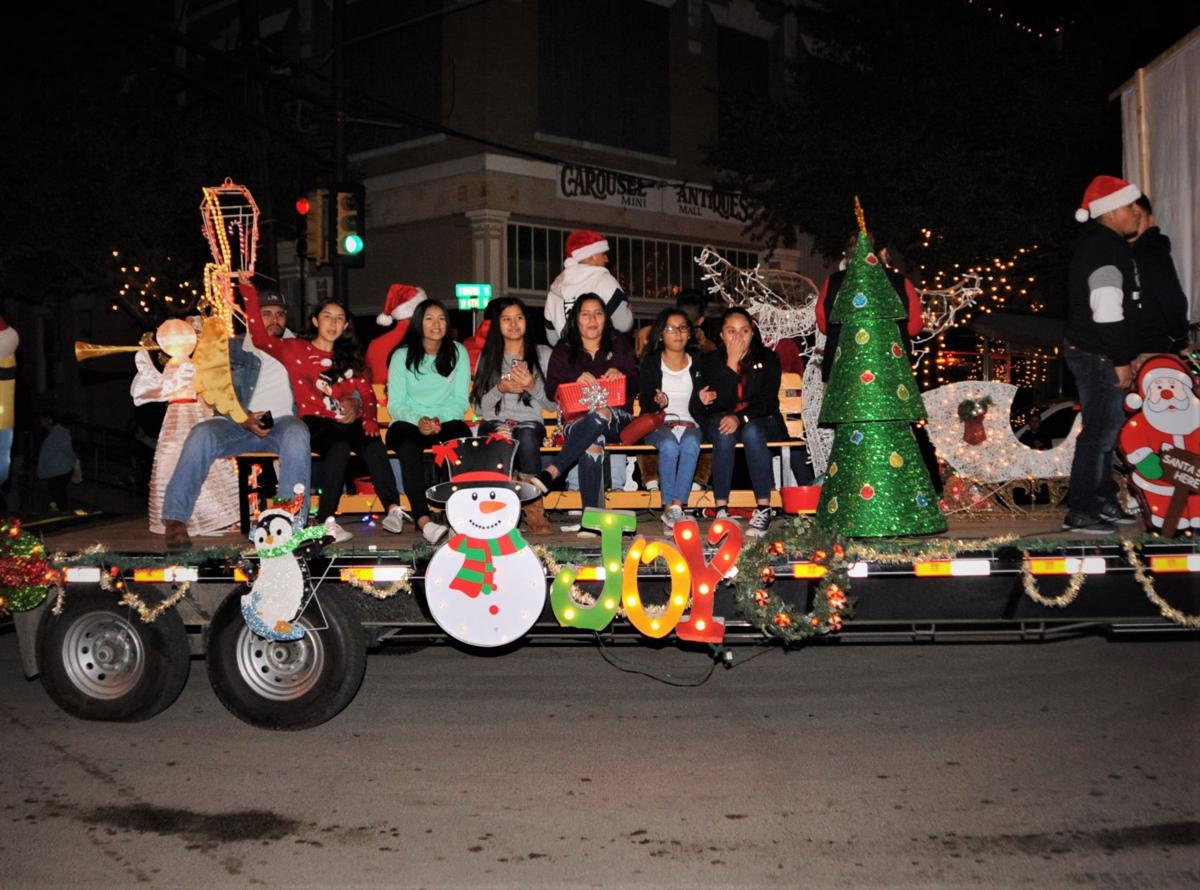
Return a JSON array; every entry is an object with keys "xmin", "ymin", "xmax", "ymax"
[
  {"xmin": 1075, "ymin": 175, "xmax": 1141, "ymax": 223},
  {"xmin": 564, "ymin": 229, "xmax": 609, "ymax": 265},
  {"xmin": 376, "ymin": 284, "xmax": 427, "ymax": 326},
  {"xmin": 1125, "ymin": 357, "xmax": 1195, "ymax": 411}
]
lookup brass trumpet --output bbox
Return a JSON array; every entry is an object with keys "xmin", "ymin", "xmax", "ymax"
[{"xmin": 74, "ymin": 333, "xmax": 160, "ymax": 362}]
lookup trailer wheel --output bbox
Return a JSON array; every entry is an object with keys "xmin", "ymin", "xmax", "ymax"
[
  {"xmin": 206, "ymin": 588, "xmax": 366, "ymax": 730},
  {"xmin": 37, "ymin": 589, "xmax": 191, "ymax": 722}
]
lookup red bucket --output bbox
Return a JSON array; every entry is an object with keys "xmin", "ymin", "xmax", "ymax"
[
  {"xmin": 780, "ymin": 485, "xmax": 821, "ymax": 514},
  {"xmin": 353, "ymin": 476, "xmax": 376, "ymax": 497}
]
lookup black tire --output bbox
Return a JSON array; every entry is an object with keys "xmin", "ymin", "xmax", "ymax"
[
  {"xmin": 205, "ymin": 587, "xmax": 366, "ymax": 730},
  {"xmin": 37, "ymin": 588, "xmax": 191, "ymax": 722}
]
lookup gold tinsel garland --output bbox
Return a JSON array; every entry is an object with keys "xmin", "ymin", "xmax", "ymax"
[
  {"xmin": 120, "ymin": 582, "xmax": 191, "ymax": 622},
  {"xmin": 1122, "ymin": 540, "xmax": 1200, "ymax": 628},
  {"xmin": 847, "ymin": 535, "xmax": 1018, "ymax": 565},
  {"xmin": 340, "ymin": 573, "xmax": 412, "ymax": 599},
  {"xmin": 1020, "ymin": 553, "xmax": 1088, "ymax": 608},
  {"xmin": 532, "ymin": 544, "xmax": 666, "ymax": 617}
]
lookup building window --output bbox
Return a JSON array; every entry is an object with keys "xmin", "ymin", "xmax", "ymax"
[
  {"xmin": 717, "ymin": 25, "xmax": 769, "ymax": 140},
  {"xmin": 506, "ymin": 223, "xmax": 758, "ymax": 300},
  {"xmin": 538, "ymin": 0, "xmax": 671, "ymax": 156}
]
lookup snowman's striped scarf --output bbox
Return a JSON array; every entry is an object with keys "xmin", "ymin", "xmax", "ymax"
[{"xmin": 448, "ymin": 530, "xmax": 527, "ymax": 598}]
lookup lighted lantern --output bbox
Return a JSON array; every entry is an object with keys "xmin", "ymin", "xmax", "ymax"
[{"xmin": 200, "ymin": 178, "xmax": 260, "ymax": 278}]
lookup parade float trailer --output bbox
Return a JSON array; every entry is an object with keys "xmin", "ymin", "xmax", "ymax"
[{"xmin": 5, "ymin": 510, "xmax": 1198, "ymax": 732}]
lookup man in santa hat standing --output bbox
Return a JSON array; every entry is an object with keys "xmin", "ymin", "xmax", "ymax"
[
  {"xmin": 1062, "ymin": 175, "xmax": 1144, "ymax": 534},
  {"xmin": 0, "ymin": 314, "xmax": 16, "ymax": 488},
  {"xmin": 543, "ymin": 230, "xmax": 634, "ymax": 346}
]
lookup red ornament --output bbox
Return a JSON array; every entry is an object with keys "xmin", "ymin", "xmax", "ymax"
[
  {"xmin": 109, "ymin": 566, "xmax": 120, "ymax": 577},
  {"xmin": 832, "ymin": 544, "xmax": 845, "ymax": 559},
  {"xmin": 809, "ymin": 615, "xmax": 822, "ymax": 628},
  {"xmin": 860, "ymin": 484, "xmax": 875, "ymax": 500},
  {"xmin": 813, "ymin": 549, "xmax": 827, "ymax": 563},
  {"xmin": 860, "ymin": 370, "xmax": 876, "ymax": 385},
  {"xmin": 7, "ymin": 523, "xmax": 20, "ymax": 539},
  {"xmin": 866, "ymin": 253, "xmax": 879, "ymax": 265},
  {"xmin": 773, "ymin": 612, "xmax": 792, "ymax": 628},
  {"xmin": 828, "ymin": 615, "xmax": 844, "ymax": 632},
  {"xmin": 760, "ymin": 566, "xmax": 776, "ymax": 585},
  {"xmin": 769, "ymin": 541, "xmax": 786, "ymax": 556},
  {"xmin": 891, "ymin": 343, "xmax": 903, "ymax": 358},
  {"xmin": 754, "ymin": 589, "xmax": 770, "ymax": 608}
]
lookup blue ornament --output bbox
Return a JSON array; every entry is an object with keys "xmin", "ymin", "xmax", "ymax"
[
  {"xmin": 916, "ymin": 493, "xmax": 929, "ymax": 508},
  {"xmin": 850, "ymin": 430, "xmax": 864, "ymax": 445},
  {"xmin": 852, "ymin": 293, "xmax": 868, "ymax": 308}
]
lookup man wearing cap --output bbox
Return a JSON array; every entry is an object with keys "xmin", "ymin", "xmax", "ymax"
[
  {"xmin": 162, "ymin": 290, "xmax": 311, "ymax": 551},
  {"xmin": 1062, "ymin": 175, "xmax": 1143, "ymax": 534},
  {"xmin": 544, "ymin": 230, "xmax": 634, "ymax": 346}
]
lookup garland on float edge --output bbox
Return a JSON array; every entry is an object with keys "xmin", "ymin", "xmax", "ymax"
[{"xmin": 29, "ymin": 527, "xmax": 1200, "ymax": 632}]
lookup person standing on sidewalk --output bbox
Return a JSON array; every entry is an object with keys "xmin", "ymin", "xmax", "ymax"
[{"xmin": 1062, "ymin": 175, "xmax": 1143, "ymax": 534}]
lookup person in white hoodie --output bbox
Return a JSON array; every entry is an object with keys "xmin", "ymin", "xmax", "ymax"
[{"xmin": 544, "ymin": 230, "xmax": 634, "ymax": 345}]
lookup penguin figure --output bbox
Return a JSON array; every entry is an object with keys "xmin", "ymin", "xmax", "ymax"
[{"xmin": 241, "ymin": 485, "xmax": 327, "ymax": 641}]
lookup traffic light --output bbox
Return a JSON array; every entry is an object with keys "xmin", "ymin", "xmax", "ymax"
[
  {"xmin": 298, "ymin": 188, "xmax": 329, "ymax": 266},
  {"xmin": 333, "ymin": 183, "xmax": 365, "ymax": 267}
]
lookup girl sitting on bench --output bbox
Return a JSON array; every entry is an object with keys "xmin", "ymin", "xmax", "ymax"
[
  {"xmin": 241, "ymin": 283, "xmax": 404, "ymax": 543},
  {"xmin": 530, "ymin": 294, "xmax": 637, "ymax": 526},
  {"xmin": 638, "ymin": 308, "xmax": 714, "ymax": 533},
  {"xmin": 470, "ymin": 297, "xmax": 555, "ymax": 534},
  {"xmin": 700, "ymin": 307, "xmax": 785, "ymax": 538},
  {"xmin": 384, "ymin": 299, "xmax": 472, "ymax": 545}
]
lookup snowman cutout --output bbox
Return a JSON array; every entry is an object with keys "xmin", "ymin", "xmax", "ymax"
[
  {"xmin": 242, "ymin": 485, "xmax": 330, "ymax": 641},
  {"xmin": 424, "ymin": 437, "xmax": 546, "ymax": 647}
]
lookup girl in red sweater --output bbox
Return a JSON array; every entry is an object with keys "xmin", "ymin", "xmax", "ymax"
[{"xmin": 241, "ymin": 282, "xmax": 404, "ymax": 542}]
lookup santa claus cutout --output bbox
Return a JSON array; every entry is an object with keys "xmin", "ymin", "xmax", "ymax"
[{"xmin": 1118, "ymin": 355, "xmax": 1200, "ymax": 531}]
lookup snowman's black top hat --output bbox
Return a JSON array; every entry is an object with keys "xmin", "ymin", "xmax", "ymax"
[{"xmin": 425, "ymin": 435, "xmax": 539, "ymax": 504}]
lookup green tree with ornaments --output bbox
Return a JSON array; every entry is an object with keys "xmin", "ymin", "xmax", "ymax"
[{"xmin": 816, "ymin": 203, "xmax": 946, "ymax": 537}]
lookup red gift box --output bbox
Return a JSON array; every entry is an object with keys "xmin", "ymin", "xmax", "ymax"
[{"xmin": 556, "ymin": 377, "xmax": 626, "ymax": 415}]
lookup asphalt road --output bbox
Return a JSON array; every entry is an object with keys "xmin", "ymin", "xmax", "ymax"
[{"xmin": 0, "ymin": 631, "xmax": 1197, "ymax": 889}]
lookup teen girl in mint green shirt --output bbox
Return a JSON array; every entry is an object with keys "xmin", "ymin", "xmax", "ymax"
[{"xmin": 384, "ymin": 299, "xmax": 472, "ymax": 544}]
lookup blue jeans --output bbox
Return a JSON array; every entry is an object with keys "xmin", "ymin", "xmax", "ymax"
[
  {"xmin": 705, "ymin": 414, "xmax": 784, "ymax": 503},
  {"xmin": 163, "ymin": 415, "xmax": 311, "ymax": 524},
  {"xmin": 0, "ymin": 428, "xmax": 11, "ymax": 487},
  {"xmin": 1063, "ymin": 343, "xmax": 1125, "ymax": 516},
  {"xmin": 551, "ymin": 409, "xmax": 630, "ymax": 509},
  {"xmin": 645, "ymin": 425, "xmax": 701, "ymax": 506},
  {"xmin": 478, "ymin": 419, "xmax": 547, "ymax": 476}
]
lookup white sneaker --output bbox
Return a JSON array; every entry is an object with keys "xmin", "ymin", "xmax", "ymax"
[
  {"xmin": 324, "ymin": 518, "xmax": 353, "ymax": 543},
  {"xmin": 645, "ymin": 480, "xmax": 660, "ymax": 492},
  {"xmin": 381, "ymin": 506, "xmax": 408, "ymax": 534},
  {"xmin": 747, "ymin": 507, "xmax": 774, "ymax": 538},
  {"xmin": 661, "ymin": 504, "xmax": 685, "ymax": 532},
  {"xmin": 421, "ymin": 520, "xmax": 450, "ymax": 545}
]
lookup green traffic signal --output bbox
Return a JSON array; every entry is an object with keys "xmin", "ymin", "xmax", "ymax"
[{"xmin": 342, "ymin": 233, "xmax": 364, "ymax": 255}]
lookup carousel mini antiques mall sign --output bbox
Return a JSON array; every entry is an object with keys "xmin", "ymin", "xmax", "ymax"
[{"xmin": 557, "ymin": 164, "xmax": 756, "ymax": 224}]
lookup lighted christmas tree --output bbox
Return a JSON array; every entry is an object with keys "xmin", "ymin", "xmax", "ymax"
[{"xmin": 816, "ymin": 202, "xmax": 946, "ymax": 537}]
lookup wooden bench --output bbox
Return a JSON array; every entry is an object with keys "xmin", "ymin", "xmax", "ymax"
[{"xmin": 236, "ymin": 373, "xmax": 809, "ymax": 518}]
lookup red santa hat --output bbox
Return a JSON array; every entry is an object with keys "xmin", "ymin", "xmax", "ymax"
[
  {"xmin": 564, "ymin": 230, "xmax": 609, "ymax": 263},
  {"xmin": 1125, "ymin": 355, "xmax": 1196, "ymax": 411},
  {"xmin": 1075, "ymin": 175, "xmax": 1141, "ymax": 223},
  {"xmin": 376, "ymin": 284, "xmax": 427, "ymax": 326}
]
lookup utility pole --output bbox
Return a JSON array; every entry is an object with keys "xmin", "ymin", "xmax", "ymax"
[{"xmin": 333, "ymin": 0, "xmax": 348, "ymax": 308}]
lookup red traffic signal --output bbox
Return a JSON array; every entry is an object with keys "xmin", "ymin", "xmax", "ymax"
[{"xmin": 295, "ymin": 197, "xmax": 311, "ymax": 216}]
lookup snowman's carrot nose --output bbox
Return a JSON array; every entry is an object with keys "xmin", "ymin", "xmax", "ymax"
[{"xmin": 480, "ymin": 500, "xmax": 506, "ymax": 514}]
